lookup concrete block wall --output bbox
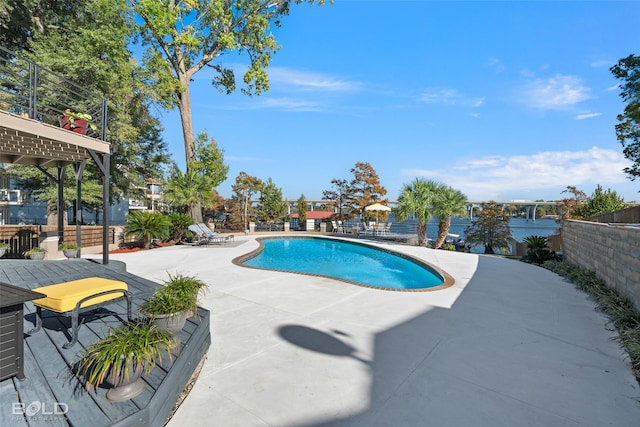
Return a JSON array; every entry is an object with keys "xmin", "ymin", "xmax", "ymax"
[{"xmin": 562, "ymin": 220, "xmax": 640, "ymax": 309}]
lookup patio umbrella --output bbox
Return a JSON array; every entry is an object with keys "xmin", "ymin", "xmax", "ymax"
[{"xmin": 364, "ymin": 203, "xmax": 391, "ymax": 223}]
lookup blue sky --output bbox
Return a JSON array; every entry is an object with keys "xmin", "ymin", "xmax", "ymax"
[{"xmin": 158, "ymin": 0, "xmax": 640, "ymax": 203}]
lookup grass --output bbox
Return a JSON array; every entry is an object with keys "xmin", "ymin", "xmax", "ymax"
[{"xmin": 544, "ymin": 260, "xmax": 640, "ymax": 383}]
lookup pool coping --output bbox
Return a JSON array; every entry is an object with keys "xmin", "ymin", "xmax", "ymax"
[{"xmin": 232, "ymin": 235, "xmax": 455, "ymax": 292}]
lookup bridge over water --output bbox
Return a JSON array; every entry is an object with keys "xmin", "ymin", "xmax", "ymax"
[{"xmin": 270, "ymin": 200, "xmax": 562, "ymax": 223}]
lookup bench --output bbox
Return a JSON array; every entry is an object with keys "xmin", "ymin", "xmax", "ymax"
[{"xmin": 28, "ymin": 277, "xmax": 132, "ymax": 349}]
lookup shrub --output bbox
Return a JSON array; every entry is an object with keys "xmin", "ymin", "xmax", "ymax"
[
  {"xmin": 123, "ymin": 211, "xmax": 171, "ymax": 249},
  {"xmin": 168, "ymin": 213, "xmax": 192, "ymax": 242},
  {"xmin": 522, "ymin": 235, "xmax": 557, "ymax": 264}
]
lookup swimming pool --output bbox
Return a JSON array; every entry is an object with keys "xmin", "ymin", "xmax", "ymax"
[{"xmin": 237, "ymin": 237, "xmax": 453, "ymax": 291}]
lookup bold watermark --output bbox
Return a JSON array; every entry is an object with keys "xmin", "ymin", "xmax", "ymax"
[{"xmin": 12, "ymin": 401, "xmax": 68, "ymax": 421}]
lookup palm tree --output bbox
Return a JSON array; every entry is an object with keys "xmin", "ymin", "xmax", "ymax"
[
  {"xmin": 163, "ymin": 168, "xmax": 214, "ymax": 220},
  {"xmin": 124, "ymin": 211, "xmax": 171, "ymax": 249},
  {"xmin": 393, "ymin": 178, "xmax": 440, "ymax": 246},
  {"xmin": 432, "ymin": 186, "xmax": 468, "ymax": 249}
]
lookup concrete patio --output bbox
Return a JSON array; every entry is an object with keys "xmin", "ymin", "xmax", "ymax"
[{"xmin": 99, "ymin": 235, "xmax": 640, "ymax": 426}]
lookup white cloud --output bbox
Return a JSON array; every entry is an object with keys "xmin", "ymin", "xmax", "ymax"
[
  {"xmin": 575, "ymin": 112, "xmax": 601, "ymax": 120},
  {"xmin": 219, "ymin": 97, "xmax": 322, "ymax": 112},
  {"xmin": 485, "ymin": 57, "xmax": 505, "ymax": 73},
  {"xmin": 268, "ymin": 67, "xmax": 363, "ymax": 92},
  {"xmin": 258, "ymin": 97, "xmax": 322, "ymax": 111},
  {"xmin": 419, "ymin": 88, "xmax": 485, "ymax": 107},
  {"xmin": 522, "ymin": 74, "xmax": 591, "ymax": 110},
  {"xmin": 402, "ymin": 147, "xmax": 633, "ymax": 201}
]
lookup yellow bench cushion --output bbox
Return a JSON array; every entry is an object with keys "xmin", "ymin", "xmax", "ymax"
[{"xmin": 32, "ymin": 278, "xmax": 128, "ymax": 313}]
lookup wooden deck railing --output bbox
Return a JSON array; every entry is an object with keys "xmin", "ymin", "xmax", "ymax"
[{"xmin": 0, "ymin": 225, "xmax": 116, "ymax": 258}]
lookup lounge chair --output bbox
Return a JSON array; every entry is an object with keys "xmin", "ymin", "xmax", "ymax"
[
  {"xmin": 196, "ymin": 223, "xmax": 218, "ymax": 238},
  {"xmin": 383, "ymin": 222, "xmax": 392, "ymax": 235},
  {"xmin": 188, "ymin": 224, "xmax": 210, "ymax": 245},
  {"xmin": 196, "ymin": 223, "xmax": 231, "ymax": 245},
  {"xmin": 361, "ymin": 222, "xmax": 373, "ymax": 235}
]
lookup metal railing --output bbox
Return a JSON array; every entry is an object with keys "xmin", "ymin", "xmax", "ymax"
[{"xmin": 0, "ymin": 46, "xmax": 107, "ymax": 140}]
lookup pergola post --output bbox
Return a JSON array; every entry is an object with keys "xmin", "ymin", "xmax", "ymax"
[
  {"xmin": 56, "ymin": 167, "xmax": 65, "ymax": 245},
  {"xmin": 73, "ymin": 161, "xmax": 86, "ymax": 255}
]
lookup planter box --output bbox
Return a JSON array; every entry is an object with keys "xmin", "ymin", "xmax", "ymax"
[
  {"xmin": 60, "ymin": 116, "xmax": 88, "ymax": 135},
  {"xmin": 27, "ymin": 252, "xmax": 45, "ymax": 260}
]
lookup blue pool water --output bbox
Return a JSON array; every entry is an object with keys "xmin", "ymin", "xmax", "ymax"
[{"xmin": 241, "ymin": 237, "xmax": 444, "ymax": 290}]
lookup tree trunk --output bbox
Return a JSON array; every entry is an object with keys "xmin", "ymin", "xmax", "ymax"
[
  {"xmin": 177, "ymin": 76, "xmax": 196, "ymax": 165},
  {"xmin": 190, "ymin": 204, "xmax": 203, "ymax": 224},
  {"xmin": 47, "ymin": 201, "xmax": 67, "ymax": 226},
  {"xmin": 417, "ymin": 220, "xmax": 428, "ymax": 246},
  {"xmin": 434, "ymin": 214, "xmax": 451, "ymax": 249},
  {"xmin": 178, "ymin": 74, "xmax": 203, "ymax": 223}
]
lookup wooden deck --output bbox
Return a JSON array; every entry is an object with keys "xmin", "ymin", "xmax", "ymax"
[{"xmin": 0, "ymin": 259, "xmax": 210, "ymax": 427}]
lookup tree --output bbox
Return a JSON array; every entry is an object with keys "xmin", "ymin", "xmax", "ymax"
[
  {"xmin": 15, "ymin": 0, "xmax": 171, "ymax": 217},
  {"xmin": 579, "ymin": 185, "xmax": 627, "ymax": 218},
  {"xmin": 464, "ymin": 201, "xmax": 512, "ymax": 254},
  {"xmin": 432, "ymin": 185, "xmax": 468, "ymax": 249},
  {"xmin": 257, "ymin": 178, "xmax": 287, "ymax": 226},
  {"xmin": 350, "ymin": 162, "xmax": 387, "ymax": 221},
  {"xmin": 296, "ymin": 194, "xmax": 308, "ymax": 229},
  {"xmin": 130, "ymin": 0, "xmax": 329, "ymax": 168},
  {"xmin": 0, "ymin": 0, "xmax": 76, "ymax": 53},
  {"xmin": 394, "ymin": 178, "xmax": 439, "ymax": 247},
  {"xmin": 163, "ymin": 168, "xmax": 214, "ymax": 215},
  {"xmin": 224, "ymin": 196, "xmax": 244, "ymax": 230},
  {"xmin": 557, "ymin": 186, "xmax": 588, "ymax": 221},
  {"xmin": 611, "ymin": 55, "xmax": 640, "ymax": 181},
  {"xmin": 322, "ymin": 178, "xmax": 353, "ymax": 220},
  {"xmin": 191, "ymin": 131, "xmax": 229, "ymax": 189},
  {"xmin": 231, "ymin": 172, "xmax": 263, "ymax": 230}
]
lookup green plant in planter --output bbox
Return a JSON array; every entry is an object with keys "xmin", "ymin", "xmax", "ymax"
[
  {"xmin": 59, "ymin": 242, "xmax": 79, "ymax": 251},
  {"xmin": 24, "ymin": 247, "xmax": 46, "ymax": 259},
  {"xmin": 140, "ymin": 272, "xmax": 207, "ymax": 317},
  {"xmin": 76, "ymin": 320, "xmax": 176, "ymax": 399},
  {"xmin": 0, "ymin": 242, "xmax": 9, "ymax": 258},
  {"xmin": 62, "ymin": 109, "xmax": 98, "ymax": 131},
  {"xmin": 59, "ymin": 242, "xmax": 80, "ymax": 259}
]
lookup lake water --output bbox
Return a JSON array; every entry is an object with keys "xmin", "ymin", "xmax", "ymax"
[
  {"xmin": 359, "ymin": 216, "xmax": 561, "ymax": 253},
  {"xmin": 432, "ymin": 217, "xmax": 560, "ymax": 242}
]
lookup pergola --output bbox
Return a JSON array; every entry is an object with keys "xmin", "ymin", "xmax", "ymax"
[{"xmin": 0, "ymin": 47, "xmax": 112, "ymax": 264}]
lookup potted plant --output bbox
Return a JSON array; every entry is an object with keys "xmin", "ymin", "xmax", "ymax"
[
  {"xmin": 0, "ymin": 242, "xmax": 9, "ymax": 258},
  {"xmin": 75, "ymin": 320, "xmax": 176, "ymax": 402},
  {"xmin": 139, "ymin": 273, "xmax": 207, "ymax": 334},
  {"xmin": 24, "ymin": 247, "xmax": 46, "ymax": 260},
  {"xmin": 59, "ymin": 242, "xmax": 79, "ymax": 259},
  {"xmin": 60, "ymin": 109, "xmax": 98, "ymax": 135}
]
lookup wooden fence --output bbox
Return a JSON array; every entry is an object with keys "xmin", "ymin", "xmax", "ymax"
[{"xmin": 0, "ymin": 225, "xmax": 116, "ymax": 259}]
